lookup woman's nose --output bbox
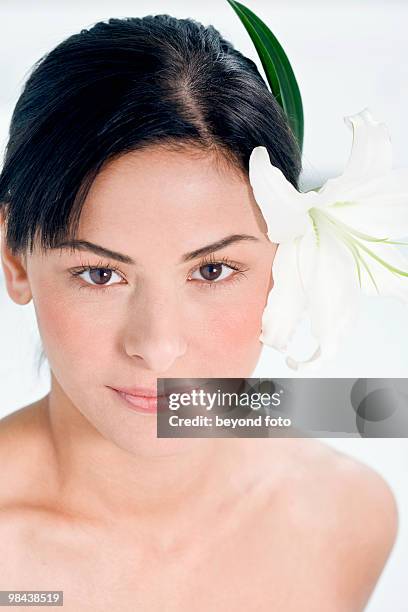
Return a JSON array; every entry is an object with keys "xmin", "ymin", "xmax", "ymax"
[{"xmin": 123, "ymin": 289, "xmax": 187, "ymax": 372}]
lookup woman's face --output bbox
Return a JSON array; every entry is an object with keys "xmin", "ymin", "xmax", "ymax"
[{"xmin": 5, "ymin": 145, "xmax": 277, "ymax": 455}]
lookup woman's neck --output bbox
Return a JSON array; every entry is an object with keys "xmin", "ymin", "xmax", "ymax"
[{"xmin": 42, "ymin": 376, "xmax": 240, "ymax": 539}]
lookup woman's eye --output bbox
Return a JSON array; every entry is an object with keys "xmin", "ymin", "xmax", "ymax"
[
  {"xmin": 74, "ymin": 267, "xmax": 123, "ymax": 287},
  {"xmin": 190, "ymin": 262, "xmax": 236, "ymax": 283},
  {"xmin": 70, "ymin": 259, "xmax": 247, "ymax": 292}
]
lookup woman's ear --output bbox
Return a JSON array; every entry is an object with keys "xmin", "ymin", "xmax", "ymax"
[{"xmin": 0, "ymin": 208, "xmax": 32, "ymax": 305}]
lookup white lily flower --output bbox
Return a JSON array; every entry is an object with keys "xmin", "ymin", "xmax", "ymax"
[{"xmin": 249, "ymin": 108, "xmax": 408, "ymax": 371}]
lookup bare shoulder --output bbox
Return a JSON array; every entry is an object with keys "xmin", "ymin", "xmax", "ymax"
[
  {"xmin": 0, "ymin": 397, "xmax": 55, "ymax": 531},
  {"xmin": 320, "ymin": 441, "xmax": 397, "ymax": 609},
  {"xmin": 300, "ymin": 439, "xmax": 399, "ymax": 543},
  {"xmin": 266, "ymin": 438, "xmax": 399, "ymax": 609},
  {"xmin": 0, "ymin": 396, "xmax": 51, "ymax": 469}
]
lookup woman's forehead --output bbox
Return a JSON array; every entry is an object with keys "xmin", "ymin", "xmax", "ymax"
[
  {"xmin": 78, "ymin": 148, "xmax": 256, "ymax": 229},
  {"xmin": 91, "ymin": 147, "xmax": 246, "ymax": 196}
]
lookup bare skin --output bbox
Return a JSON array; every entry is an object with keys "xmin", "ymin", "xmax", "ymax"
[
  {"xmin": 0, "ymin": 396, "xmax": 398, "ymax": 612},
  {"xmin": 0, "ymin": 146, "xmax": 399, "ymax": 610}
]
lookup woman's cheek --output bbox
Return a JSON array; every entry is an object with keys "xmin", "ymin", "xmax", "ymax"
[
  {"xmin": 198, "ymin": 285, "xmax": 266, "ymax": 374},
  {"xmin": 33, "ymin": 288, "xmax": 102, "ymax": 369}
]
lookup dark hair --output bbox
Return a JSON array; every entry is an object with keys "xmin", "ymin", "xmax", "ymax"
[{"xmin": 0, "ymin": 13, "xmax": 302, "ymax": 375}]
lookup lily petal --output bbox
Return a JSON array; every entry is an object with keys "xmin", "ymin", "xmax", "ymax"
[
  {"xmin": 285, "ymin": 224, "xmax": 361, "ymax": 370},
  {"xmin": 351, "ymin": 240, "xmax": 408, "ymax": 302},
  {"xmin": 316, "ymin": 108, "xmax": 393, "ymax": 205},
  {"xmin": 259, "ymin": 237, "xmax": 308, "ymax": 351},
  {"xmin": 268, "ymin": 222, "xmax": 360, "ymax": 370},
  {"xmin": 323, "ymin": 167, "xmax": 408, "ymax": 239},
  {"xmin": 254, "ymin": 107, "xmax": 407, "ymax": 370},
  {"xmin": 249, "ymin": 145, "xmax": 318, "ymax": 242}
]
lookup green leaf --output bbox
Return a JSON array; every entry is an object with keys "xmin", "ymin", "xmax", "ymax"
[{"xmin": 226, "ymin": 0, "xmax": 304, "ymax": 152}]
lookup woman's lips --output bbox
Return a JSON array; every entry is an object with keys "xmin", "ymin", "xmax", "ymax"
[
  {"xmin": 111, "ymin": 388, "xmax": 166, "ymax": 414},
  {"xmin": 109, "ymin": 387, "xmax": 167, "ymax": 414},
  {"xmin": 108, "ymin": 384, "xmax": 202, "ymax": 415},
  {"xmin": 112, "ymin": 385, "xmax": 159, "ymax": 397},
  {"xmin": 108, "ymin": 387, "xmax": 167, "ymax": 414}
]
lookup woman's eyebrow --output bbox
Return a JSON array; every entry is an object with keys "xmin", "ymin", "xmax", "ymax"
[{"xmin": 54, "ymin": 234, "xmax": 260, "ymax": 265}]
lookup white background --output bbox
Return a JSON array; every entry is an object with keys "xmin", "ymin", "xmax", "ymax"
[{"xmin": 0, "ymin": 1, "xmax": 407, "ymax": 609}]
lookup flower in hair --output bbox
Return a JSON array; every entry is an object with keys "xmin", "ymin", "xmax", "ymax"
[{"xmin": 249, "ymin": 108, "xmax": 408, "ymax": 370}]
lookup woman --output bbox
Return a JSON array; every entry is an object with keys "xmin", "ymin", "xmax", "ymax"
[{"xmin": 0, "ymin": 14, "xmax": 398, "ymax": 611}]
